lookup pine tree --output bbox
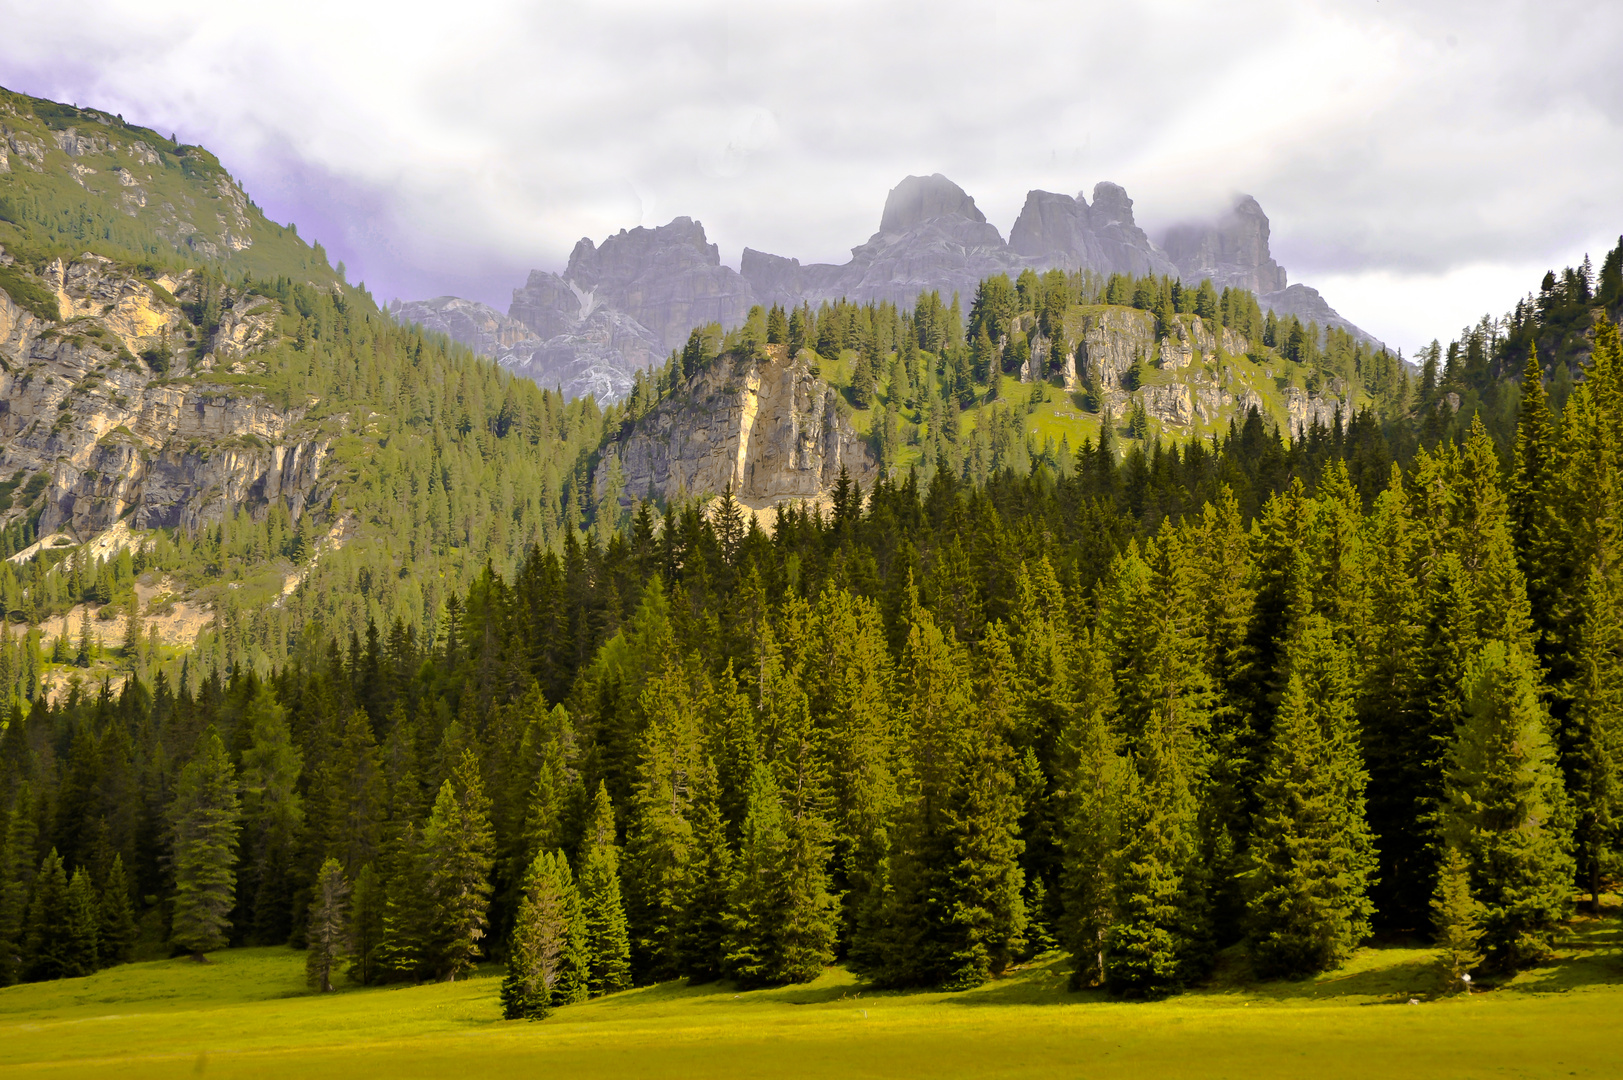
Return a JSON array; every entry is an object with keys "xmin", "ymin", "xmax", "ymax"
[
  {"xmin": 0, "ymin": 785, "xmax": 38, "ymax": 986},
  {"xmin": 1103, "ymin": 769, "xmax": 1184, "ymax": 998},
  {"xmin": 348, "ymin": 863, "xmax": 384, "ymax": 985},
  {"xmin": 502, "ymin": 849, "xmax": 588, "ymax": 1020},
  {"xmin": 676, "ymin": 757, "xmax": 732, "ymax": 982},
  {"xmin": 624, "ymin": 661, "xmax": 701, "ymax": 982},
  {"xmin": 941, "ymin": 623, "xmax": 1026, "ymax": 989},
  {"xmin": 1059, "ymin": 628, "xmax": 1123, "ymax": 989},
  {"xmin": 169, "ymin": 728, "xmax": 242, "ymax": 959},
  {"xmin": 97, "ymin": 854, "xmax": 137, "ymax": 966},
  {"xmin": 305, "ymin": 857, "xmax": 350, "ymax": 992},
  {"xmin": 421, "ymin": 749, "xmax": 494, "ymax": 981},
  {"xmin": 1444, "ymin": 641, "xmax": 1575, "ymax": 971},
  {"xmin": 724, "ymin": 761, "xmax": 789, "ymax": 987},
  {"xmin": 579, "ymin": 783, "xmax": 631, "ymax": 994},
  {"xmin": 1245, "ymin": 619, "xmax": 1376, "ymax": 978},
  {"xmin": 63, "ymin": 868, "xmax": 101, "ymax": 977},
  {"xmin": 239, "ymin": 684, "xmax": 303, "ymax": 945},
  {"xmin": 1431, "ymin": 845, "xmax": 1484, "ymax": 995},
  {"xmin": 1570, "ymin": 558, "xmax": 1623, "ymax": 908},
  {"xmin": 22, "ymin": 850, "xmax": 70, "ymax": 980}
]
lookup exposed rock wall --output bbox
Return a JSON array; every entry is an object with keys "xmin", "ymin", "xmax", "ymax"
[
  {"xmin": 593, "ymin": 344, "xmax": 877, "ymax": 513},
  {"xmin": 0, "ymin": 254, "xmax": 329, "ymax": 541}
]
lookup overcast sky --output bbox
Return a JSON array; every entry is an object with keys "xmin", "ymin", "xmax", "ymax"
[{"xmin": 2, "ymin": 0, "xmax": 1619, "ymax": 354}]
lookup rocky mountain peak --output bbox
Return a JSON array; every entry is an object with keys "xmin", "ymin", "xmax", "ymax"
[
  {"xmin": 878, "ymin": 173, "xmax": 987, "ymax": 234},
  {"xmin": 1161, "ymin": 194, "xmax": 1287, "ymax": 296},
  {"xmin": 1088, "ymin": 181, "xmax": 1137, "ymax": 228}
]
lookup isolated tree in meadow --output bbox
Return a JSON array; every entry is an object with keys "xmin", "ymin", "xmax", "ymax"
[
  {"xmin": 306, "ymin": 857, "xmax": 350, "ymax": 992},
  {"xmin": 579, "ymin": 783, "xmax": 631, "ymax": 995},
  {"xmin": 502, "ymin": 849, "xmax": 586, "ymax": 1020},
  {"xmin": 169, "ymin": 729, "xmax": 242, "ymax": 959},
  {"xmin": 422, "ymin": 749, "xmax": 494, "ymax": 981}
]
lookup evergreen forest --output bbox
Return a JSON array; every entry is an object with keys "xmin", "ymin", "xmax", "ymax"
[{"xmin": 3, "ymin": 252, "xmax": 1621, "ymax": 1006}]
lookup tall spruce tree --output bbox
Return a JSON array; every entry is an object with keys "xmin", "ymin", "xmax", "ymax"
[
  {"xmin": 676, "ymin": 757, "xmax": 732, "ymax": 982},
  {"xmin": 940, "ymin": 623, "xmax": 1026, "ymax": 988},
  {"xmin": 22, "ymin": 850, "xmax": 70, "ymax": 980},
  {"xmin": 1059, "ymin": 627, "xmax": 1124, "ymax": 990},
  {"xmin": 624, "ymin": 661, "xmax": 702, "ymax": 982},
  {"xmin": 1245, "ymin": 618, "xmax": 1376, "ymax": 977},
  {"xmin": 169, "ymin": 728, "xmax": 242, "ymax": 959},
  {"xmin": 421, "ymin": 749, "xmax": 495, "ymax": 981},
  {"xmin": 1444, "ymin": 641, "xmax": 1575, "ymax": 971},
  {"xmin": 98, "ymin": 854, "xmax": 137, "ymax": 966},
  {"xmin": 63, "ymin": 868, "xmax": 101, "ymax": 977},
  {"xmin": 306, "ymin": 857, "xmax": 350, "ymax": 992},
  {"xmin": 579, "ymin": 783, "xmax": 631, "ymax": 995},
  {"xmin": 502, "ymin": 849, "xmax": 587, "ymax": 1019},
  {"xmin": 239, "ymin": 684, "xmax": 304, "ymax": 945}
]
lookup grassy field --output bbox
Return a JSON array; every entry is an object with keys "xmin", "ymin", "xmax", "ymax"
[{"xmin": 2, "ymin": 911, "xmax": 1618, "ymax": 1079}]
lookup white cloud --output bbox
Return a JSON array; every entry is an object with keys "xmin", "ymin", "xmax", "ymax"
[{"xmin": 0, "ymin": 0, "xmax": 1617, "ymax": 346}]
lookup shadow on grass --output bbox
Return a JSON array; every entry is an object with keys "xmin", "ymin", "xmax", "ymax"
[{"xmin": 1502, "ymin": 909, "xmax": 1623, "ymax": 995}]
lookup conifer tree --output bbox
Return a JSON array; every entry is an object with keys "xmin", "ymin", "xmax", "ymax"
[
  {"xmin": 169, "ymin": 729, "xmax": 242, "ymax": 959},
  {"xmin": 348, "ymin": 863, "xmax": 384, "ymax": 985},
  {"xmin": 98, "ymin": 854, "xmax": 137, "ymax": 966},
  {"xmin": 724, "ymin": 762, "xmax": 789, "ymax": 987},
  {"xmin": 1103, "ymin": 769, "xmax": 1184, "ymax": 998},
  {"xmin": 579, "ymin": 783, "xmax": 631, "ymax": 994},
  {"xmin": 676, "ymin": 757, "xmax": 732, "ymax": 982},
  {"xmin": 941, "ymin": 623, "xmax": 1026, "ymax": 988},
  {"xmin": 306, "ymin": 857, "xmax": 350, "ymax": 992},
  {"xmin": 1570, "ymin": 558, "xmax": 1623, "ymax": 908},
  {"xmin": 0, "ymin": 785, "xmax": 38, "ymax": 987},
  {"xmin": 1444, "ymin": 642, "xmax": 1575, "ymax": 971},
  {"xmin": 1245, "ymin": 618, "xmax": 1376, "ymax": 978},
  {"xmin": 22, "ymin": 850, "xmax": 70, "ymax": 981},
  {"xmin": 63, "ymin": 868, "xmax": 101, "ymax": 977},
  {"xmin": 1059, "ymin": 627, "xmax": 1124, "ymax": 989},
  {"xmin": 1431, "ymin": 845, "xmax": 1484, "ymax": 995},
  {"xmin": 503, "ymin": 849, "xmax": 587, "ymax": 1019},
  {"xmin": 239, "ymin": 684, "xmax": 303, "ymax": 944},
  {"xmin": 624, "ymin": 661, "xmax": 702, "ymax": 982},
  {"xmin": 421, "ymin": 749, "xmax": 495, "ymax": 981}
]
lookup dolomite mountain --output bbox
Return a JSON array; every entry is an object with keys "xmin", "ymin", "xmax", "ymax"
[
  {"xmin": 592, "ymin": 343, "xmax": 878, "ymax": 516},
  {"xmin": 0, "ymin": 251, "xmax": 330, "ymax": 545},
  {"xmin": 404, "ymin": 173, "xmax": 1377, "ymax": 403}
]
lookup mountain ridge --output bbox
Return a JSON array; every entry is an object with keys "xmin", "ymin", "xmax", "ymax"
[{"xmin": 406, "ymin": 173, "xmax": 1380, "ymax": 402}]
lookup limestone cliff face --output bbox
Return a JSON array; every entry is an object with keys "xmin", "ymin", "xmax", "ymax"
[
  {"xmin": 593, "ymin": 345, "xmax": 878, "ymax": 514},
  {"xmin": 0, "ymin": 253, "xmax": 329, "ymax": 540}
]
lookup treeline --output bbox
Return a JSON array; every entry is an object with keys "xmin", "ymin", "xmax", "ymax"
[{"xmin": 2, "ymin": 316, "xmax": 1617, "ymax": 1005}]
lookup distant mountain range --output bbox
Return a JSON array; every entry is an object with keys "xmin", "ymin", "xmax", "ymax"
[{"xmin": 395, "ymin": 174, "xmax": 1378, "ymax": 403}]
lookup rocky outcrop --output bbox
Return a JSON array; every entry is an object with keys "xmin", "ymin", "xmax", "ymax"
[
  {"xmin": 593, "ymin": 344, "xmax": 877, "ymax": 514},
  {"xmin": 1161, "ymin": 195, "xmax": 1287, "ymax": 296},
  {"xmin": 524, "ymin": 218, "xmax": 755, "ymax": 352},
  {"xmin": 498, "ymin": 307, "xmax": 663, "ymax": 403},
  {"xmin": 0, "ymin": 254, "xmax": 330, "ymax": 540},
  {"xmin": 744, "ymin": 174, "xmax": 1020, "ymax": 310},
  {"xmin": 1009, "ymin": 183, "xmax": 1178, "ymax": 278},
  {"xmin": 1161, "ymin": 196, "xmax": 1380, "ymax": 348},
  {"xmin": 391, "ymin": 296, "xmax": 536, "ymax": 357}
]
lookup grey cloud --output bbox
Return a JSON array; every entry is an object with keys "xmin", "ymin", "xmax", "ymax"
[{"xmin": 0, "ymin": 0, "xmax": 1617, "ymax": 352}]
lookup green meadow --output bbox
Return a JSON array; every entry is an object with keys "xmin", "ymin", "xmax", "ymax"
[{"xmin": 3, "ymin": 909, "xmax": 1617, "ymax": 1079}]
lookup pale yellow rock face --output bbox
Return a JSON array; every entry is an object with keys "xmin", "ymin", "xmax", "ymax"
[
  {"xmin": 0, "ymin": 254, "xmax": 329, "ymax": 540},
  {"xmin": 593, "ymin": 344, "xmax": 879, "ymax": 514}
]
